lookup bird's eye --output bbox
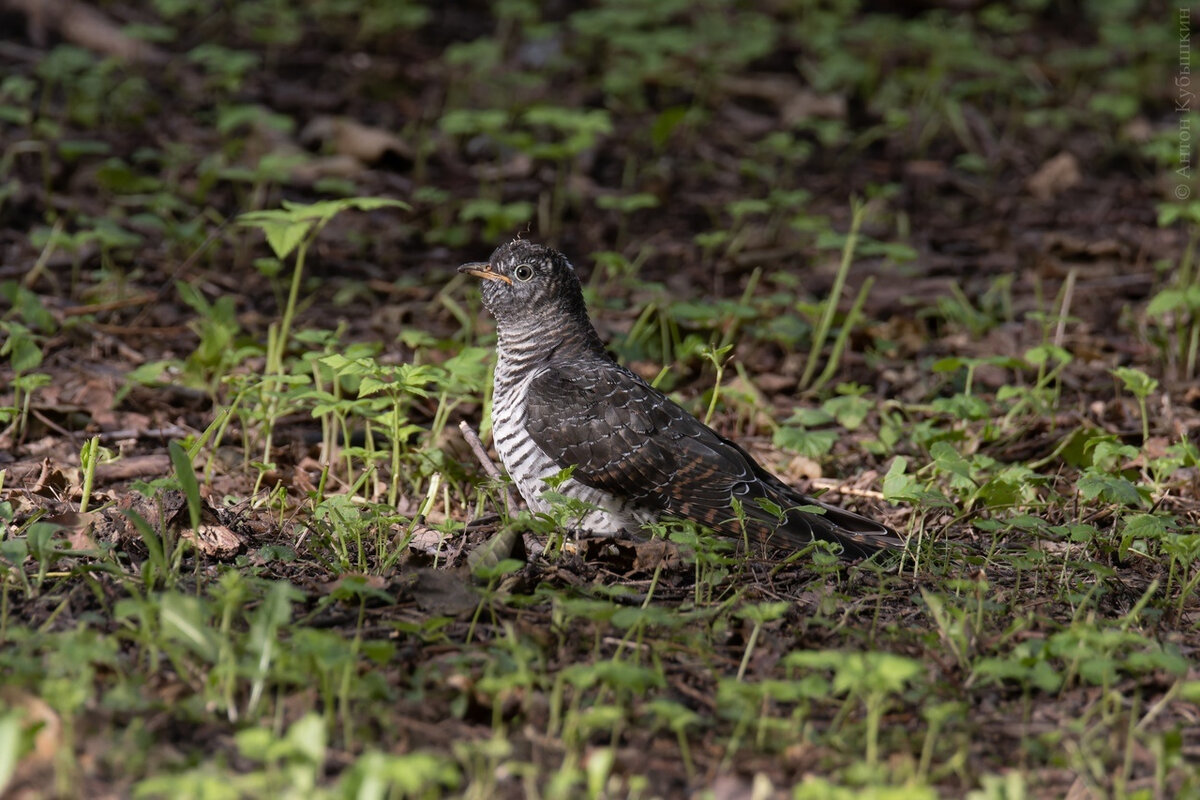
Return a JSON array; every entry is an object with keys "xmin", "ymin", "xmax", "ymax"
[{"xmin": 513, "ymin": 264, "xmax": 534, "ymax": 282}]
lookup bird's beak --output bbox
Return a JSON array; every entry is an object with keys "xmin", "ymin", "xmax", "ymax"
[{"xmin": 458, "ymin": 262, "xmax": 512, "ymax": 284}]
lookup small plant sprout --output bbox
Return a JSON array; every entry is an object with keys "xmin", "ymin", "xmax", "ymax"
[
  {"xmin": 168, "ymin": 441, "xmax": 203, "ymax": 533},
  {"xmin": 734, "ymin": 600, "xmax": 791, "ymax": 681},
  {"xmin": 1152, "ymin": 201, "xmax": 1200, "ymax": 380},
  {"xmin": 77, "ymin": 436, "xmax": 107, "ymax": 514},
  {"xmin": 1111, "ymin": 366, "xmax": 1159, "ymax": 443},
  {"xmin": 699, "ymin": 343, "xmax": 734, "ymax": 426},
  {"xmin": 237, "ymin": 198, "xmax": 409, "ymax": 491},
  {"xmin": 1, "ymin": 3, "xmax": 1195, "ymax": 795},
  {"xmin": 0, "ymin": 321, "xmax": 50, "ymax": 439},
  {"xmin": 799, "ymin": 198, "xmax": 873, "ymax": 393}
]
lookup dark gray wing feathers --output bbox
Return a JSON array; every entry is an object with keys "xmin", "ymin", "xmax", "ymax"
[{"xmin": 523, "ymin": 363, "xmax": 903, "ymax": 557}]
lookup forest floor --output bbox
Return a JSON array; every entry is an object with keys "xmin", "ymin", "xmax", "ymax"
[{"xmin": 1, "ymin": 1, "xmax": 1198, "ymax": 798}]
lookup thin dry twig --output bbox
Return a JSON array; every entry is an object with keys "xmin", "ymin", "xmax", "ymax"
[{"xmin": 458, "ymin": 420, "xmax": 517, "ymax": 512}]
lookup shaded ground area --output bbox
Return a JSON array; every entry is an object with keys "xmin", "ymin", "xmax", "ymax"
[{"xmin": 1, "ymin": 1, "xmax": 1198, "ymax": 798}]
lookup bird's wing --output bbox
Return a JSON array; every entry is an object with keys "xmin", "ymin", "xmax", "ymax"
[{"xmin": 524, "ymin": 363, "xmax": 902, "ymax": 557}]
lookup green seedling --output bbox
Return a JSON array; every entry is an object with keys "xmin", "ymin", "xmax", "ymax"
[
  {"xmin": 1150, "ymin": 205, "xmax": 1200, "ymax": 380},
  {"xmin": 1111, "ymin": 366, "xmax": 1159, "ymax": 443},
  {"xmin": 596, "ymin": 192, "xmax": 658, "ymax": 249},
  {"xmin": 238, "ymin": 198, "xmax": 409, "ymax": 491},
  {"xmin": 784, "ymin": 649, "xmax": 924, "ymax": 770},
  {"xmin": 734, "ymin": 600, "xmax": 790, "ymax": 681},
  {"xmin": 1, "ymin": 3, "xmax": 1195, "ymax": 795},
  {"xmin": 459, "ymin": 198, "xmax": 534, "ymax": 241},
  {"xmin": 517, "ymin": 106, "xmax": 613, "ymax": 238},
  {"xmin": 698, "ymin": 343, "xmax": 734, "ymax": 426},
  {"xmin": 799, "ymin": 198, "xmax": 873, "ymax": 392},
  {"xmin": 78, "ymin": 437, "xmax": 101, "ymax": 514}
]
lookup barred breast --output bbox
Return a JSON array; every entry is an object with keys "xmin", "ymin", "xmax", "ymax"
[{"xmin": 491, "ymin": 354, "xmax": 637, "ymax": 535}]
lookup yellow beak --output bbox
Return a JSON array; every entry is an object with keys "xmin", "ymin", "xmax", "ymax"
[{"xmin": 458, "ymin": 262, "xmax": 512, "ymax": 284}]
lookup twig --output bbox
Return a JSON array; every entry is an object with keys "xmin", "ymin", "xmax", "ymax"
[
  {"xmin": 809, "ymin": 478, "xmax": 887, "ymax": 501},
  {"xmin": 97, "ymin": 425, "xmax": 192, "ymax": 442},
  {"xmin": 458, "ymin": 421, "xmax": 517, "ymax": 511},
  {"xmin": 1054, "ymin": 267, "xmax": 1076, "ymax": 350}
]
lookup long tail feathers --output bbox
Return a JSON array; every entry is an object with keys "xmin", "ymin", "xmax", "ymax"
[
  {"xmin": 744, "ymin": 481, "xmax": 904, "ymax": 559},
  {"xmin": 777, "ymin": 497, "xmax": 904, "ymax": 559}
]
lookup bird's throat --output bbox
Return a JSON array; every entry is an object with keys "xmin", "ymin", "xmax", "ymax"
[{"xmin": 494, "ymin": 308, "xmax": 606, "ymax": 365}]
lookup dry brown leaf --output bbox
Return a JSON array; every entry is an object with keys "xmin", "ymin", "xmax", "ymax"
[
  {"xmin": 708, "ymin": 772, "xmax": 769, "ymax": 800},
  {"xmin": 412, "ymin": 567, "xmax": 477, "ymax": 615},
  {"xmin": 290, "ymin": 154, "xmax": 365, "ymax": 183},
  {"xmin": 782, "ymin": 89, "xmax": 847, "ymax": 124},
  {"xmin": 14, "ymin": 458, "xmax": 78, "ymax": 499},
  {"xmin": 300, "ymin": 116, "xmax": 412, "ymax": 163},
  {"xmin": 783, "ymin": 454, "xmax": 823, "ymax": 482},
  {"xmin": 905, "ymin": 159, "xmax": 948, "ymax": 179},
  {"xmin": 753, "ymin": 373, "xmax": 794, "ymax": 394},
  {"xmin": 632, "ymin": 538, "xmax": 679, "ymax": 572},
  {"xmin": 5, "ymin": 0, "xmax": 168, "ymax": 64},
  {"xmin": 291, "ymin": 463, "xmax": 318, "ymax": 496},
  {"xmin": 0, "ymin": 688, "xmax": 61, "ymax": 793},
  {"xmin": 1121, "ymin": 117, "xmax": 1153, "ymax": 143},
  {"xmin": 1142, "ymin": 436, "xmax": 1172, "ymax": 460},
  {"xmin": 627, "ymin": 361, "xmax": 661, "ymax": 382},
  {"xmin": 180, "ymin": 522, "xmax": 243, "ymax": 558},
  {"xmin": 473, "ymin": 152, "xmax": 534, "ymax": 181},
  {"xmin": 408, "ymin": 526, "xmax": 450, "ymax": 555},
  {"xmin": 45, "ymin": 510, "xmax": 101, "ymax": 550},
  {"xmin": 1026, "ymin": 151, "xmax": 1082, "ymax": 201},
  {"xmin": 1064, "ymin": 775, "xmax": 1098, "ymax": 800},
  {"xmin": 1041, "ymin": 232, "xmax": 1124, "ymax": 258},
  {"xmin": 720, "ymin": 74, "xmax": 846, "ymax": 123},
  {"xmin": 66, "ymin": 525, "xmax": 98, "ymax": 551}
]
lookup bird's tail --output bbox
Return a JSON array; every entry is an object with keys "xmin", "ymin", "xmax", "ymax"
[
  {"xmin": 738, "ymin": 479, "xmax": 904, "ymax": 559},
  {"xmin": 775, "ymin": 494, "xmax": 905, "ymax": 558}
]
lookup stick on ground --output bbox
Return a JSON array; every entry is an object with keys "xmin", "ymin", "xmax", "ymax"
[{"xmin": 458, "ymin": 420, "xmax": 517, "ymax": 512}]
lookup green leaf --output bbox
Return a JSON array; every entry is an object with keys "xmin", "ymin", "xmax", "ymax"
[
  {"xmin": 467, "ymin": 530, "xmax": 520, "ymax": 577},
  {"xmin": 1146, "ymin": 288, "xmax": 1185, "ymax": 317},
  {"xmin": 245, "ymin": 580, "xmax": 301, "ymax": 715},
  {"xmin": 261, "ymin": 218, "xmax": 312, "ymax": 260},
  {"xmin": 0, "ymin": 711, "xmax": 20, "ymax": 795},
  {"xmin": 772, "ymin": 426, "xmax": 836, "ymax": 458},
  {"xmin": 5, "ymin": 333, "xmax": 43, "ymax": 373},
  {"xmin": 929, "ymin": 441, "xmax": 975, "ymax": 488},
  {"xmin": 358, "ymin": 375, "xmax": 387, "ymax": 397},
  {"xmin": 1111, "ymin": 366, "xmax": 1158, "ymax": 398},
  {"xmin": 122, "ymin": 509, "xmax": 164, "ymax": 577},
  {"xmin": 1024, "ymin": 344, "xmax": 1071, "ymax": 367},
  {"xmin": 1124, "ymin": 513, "xmax": 1173, "ymax": 537},
  {"xmin": 168, "ymin": 441, "xmax": 201, "ymax": 532},
  {"xmin": 235, "ymin": 727, "xmax": 274, "ymax": 761},
  {"xmin": 735, "ymin": 600, "xmax": 791, "ymax": 624},
  {"xmin": 285, "ymin": 713, "xmax": 327, "ymax": 765},
  {"xmin": 931, "ymin": 356, "xmax": 967, "ymax": 373},
  {"xmin": 239, "ymin": 198, "xmax": 407, "ymax": 258},
  {"xmin": 160, "ymin": 593, "xmax": 219, "ymax": 659},
  {"xmin": 1077, "ymin": 472, "xmax": 1144, "ymax": 507},
  {"xmin": 821, "ymin": 394, "xmax": 871, "ymax": 429}
]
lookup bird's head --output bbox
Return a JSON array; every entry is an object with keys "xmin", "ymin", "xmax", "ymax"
[{"xmin": 458, "ymin": 240, "xmax": 587, "ymax": 327}]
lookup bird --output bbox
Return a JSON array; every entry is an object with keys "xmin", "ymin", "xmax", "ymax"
[{"xmin": 459, "ymin": 240, "xmax": 904, "ymax": 559}]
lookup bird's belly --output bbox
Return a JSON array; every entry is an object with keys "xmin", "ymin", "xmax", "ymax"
[
  {"xmin": 491, "ymin": 397, "xmax": 640, "ymax": 535},
  {"xmin": 498, "ymin": 434, "xmax": 637, "ymax": 534}
]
